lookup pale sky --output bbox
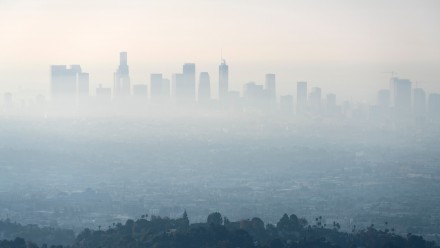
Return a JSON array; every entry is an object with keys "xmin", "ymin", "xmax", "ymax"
[{"xmin": 1, "ymin": 0, "xmax": 439, "ymax": 102}]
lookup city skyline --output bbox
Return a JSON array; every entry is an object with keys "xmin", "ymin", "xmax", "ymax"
[
  {"xmin": 1, "ymin": 51, "xmax": 438, "ymax": 122},
  {"xmin": 1, "ymin": 0, "xmax": 440, "ymax": 101},
  {"xmin": 2, "ymin": 51, "xmax": 440, "ymax": 107}
]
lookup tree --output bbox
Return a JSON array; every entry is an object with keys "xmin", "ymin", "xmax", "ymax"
[
  {"xmin": 277, "ymin": 213, "xmax": 290, "ymax": 231},
  {"xmin": 207, "ymin": 212, "xmax": 223, "ymax": 226}
]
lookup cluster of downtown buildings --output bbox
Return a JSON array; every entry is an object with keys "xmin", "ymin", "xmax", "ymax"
[{"xmin": 2, "ymin": 52, "xmax": 440, "ymax": 121}]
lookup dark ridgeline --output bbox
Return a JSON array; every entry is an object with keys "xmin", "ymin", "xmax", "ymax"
[{"xmin": 1, "ymin": 212, "xmax": 438, "ymax": 248}]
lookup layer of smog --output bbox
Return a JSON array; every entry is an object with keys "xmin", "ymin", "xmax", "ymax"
[{"xmin": 1, "ymin": 1, "xmax": 440, "ymax": 247}]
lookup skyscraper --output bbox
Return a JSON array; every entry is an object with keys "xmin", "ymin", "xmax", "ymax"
[
  {"xmin": 296, "ymin": 81, "xmax": 307, "ymax": 114},
  {"xmin": 428, "ymin": 93, "xmax": 440, "ymax": 118},
  {"xmin": 413, "ymin": 88, "xmax": 426, "ymax": 116},
  {"xmin": 280, "ymin": 95, "xmax": 293, "ymax": 113},
  {"xmin": 309, "ymin": 87, "xmax": 322, "ymax": 113},
  {"xmin": 198, "ymin": 72, "xmax": 211, "ymax": 103},
  {"xmin": 133, "ymin": 84, "xmax": 148, "ymax": 98},
  {"xmin": 265, "ymin": 74, "xmax": 276, "ymax": 103},
  {"xmin": 96, "ymin": 84, "xmax": 112, "ymax": 99},
  {"xmin": 243, "ymin": 82, "xmax": 267, "ymax": 109},
  {"xmin": 377, "ymin": 89, "xmax": 390, "ymax": 108},
  {"xmin": 77, "ymin": 72, "xmax": 90, "ymax": 98},
  {"xmin": 172, "ymin": 73, "xmax": 184, "ymax": 102},
  {"xmin": 182, "ymin": 63, "xmax": 196, "ymax": 102},
  {"xmin": 162, "ymin": 78, "xmax": 171, "ymax": 99},
  {"xmin": 391, "ymin": 78, "xmax": 412, "ymax": 115},
  {"xmin": 219, "ymin": 59, "xmax": 229, "ymax": 100},
  {"xmin": 50, "ymin": 64, "xmax": 88, "ymax": 107},
  {"xmin": 150, "ymin": 73, "xmax": 164, "ymax": 100},
  {"xmin": 114, "ymin": 52, "xmax": 131, "ymax": 98}
]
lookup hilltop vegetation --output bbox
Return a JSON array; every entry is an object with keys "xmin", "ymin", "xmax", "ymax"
[{"xmin": 1, "ymin": 212, "xmax": 438, "ymax": 248}]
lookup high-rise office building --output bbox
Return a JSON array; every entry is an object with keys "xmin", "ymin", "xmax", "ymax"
[
  {"xmin": 296, "ymin": 81, "xmax": 307, "ymax": 114},
  {"xmin": 114, "ymin": 52, "xmax": 131, "ymax": 98},
  {"xmin": 96, "ymin": 84, "xmax": 112, "ymax": 99},
  {"xmin": 133, "ymin": 84, "xmax": 148, "ymax": 98},
  {"xmin": 198, "ymin": 72, "xmax": 211, "ymax": 103},
  {"xmin": 172, "ymin": 73, "xmax": 184, "ymax": 101},
  {"xmin": 413, "ymin": 88, "xmax": 426, "ymax": 115},
  {"xmin": 77, "ymin": 72, "xmax": 90, "ymax": 97},
  {"xmin": 391, "ymin": 78, "xmax": 412, "ymax": 115},
  {"xmin": 150, "ymin": 74, "xmax": 164, "ymax": 100},
  {"xmin": 280, "ymin": 95, "xmax": 294, "ymax": 113},
  {"xmin": 51, "ymin": 64, "xmax": 89, "ymax": 106},
  {"xmin": 162, "ymin": 78, "xmax": 171, "ymax": 99},
  {"xmin": 219, "ymin": 59, "xmax": 229, "ymax": 100},
  {"xmin": 182, "ymin": 63, "xmax": 196, "ymax": 102},
  {"xmin": 265, "ymin": 74, "xmax": 276, "ymax": 103},
  {"xmin": 377, "ymin": 89, "xmax": 390, "ymax": 108},
  {"xmin": 243, "ymin": 82, "xmax": 268, "ymax": 109},
  {"xmin": 428, "ymin": 93, "xmax": 440, "ymax": 118},
  {"xmin": 95, "ymin": 84, "xmax": 112, "ymax": 108},
  {"xmin": 309, "ymin": 87, "xmax": 322, "ymax": 113}
]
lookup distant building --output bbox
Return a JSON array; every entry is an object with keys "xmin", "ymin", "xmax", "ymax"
[
  {"xmin": 377, "ymin": 89, "xmax": 390, "ymax": 108},
  {"xmin": 243, "ymin": 82, "xmax": 265, "ymax": 99},
  {"xmin": 182, "ymin": 63, "xmax": 196, "ymax": 102},
  {"xmin": 391, "ymin": 78, "xmax": 412, "ymax": 115},
  {"xmin": 296, "ymin": 81, "xmax": 307, "ymax": 114},
  {"xmin": 96, "ymin": 84, "xmax": 112, "ymax": 99},
  {"xmin": 150, "ymin": 74, "xmax": 164, "ymax": 100},
  {"xmin": 428, "ymin": 93, "xmax": 440, "ymax": 118},
  {"xmin": 114, "ymin": 52, "xmax": 131, "ymax": 98},
  {"xmin": 162, "ymin": 78, "xmax": 171, "ymax": 99},
  {"xmin": 243, "ymin": 82, "xmax": 268, "ymax": 109},
  {"xmin": 309, "ymin": 87, "xmax": 322, "ymax": 113},
  {"xmin": 372, "ymin": 89, "xmax": 391, "ymax": 120},
  {"xmin": 280, "ymin": 95, "xmax": 293, "ymax": 113},
  {"xmin": 413, "ymin": 88, "xmax": 426, "ymax": 115},
  {"xmin": 50, "ymin": 64, "xmax": 89, "ymax": 106},
  {"xmin": 219, "ymin": 59, "xmax": 229, "ymax": 100},
  {"xmin": 77, "ymin": 72, "xmax": 90, "ymax": 97},
  {"xmin": 198, "ymin": 72, "xmax": 211, "ymax": 103},
  {"xmin": 172, "ymin": 73, "xmax": 184, "ymax": 101},
  {"xmin": 133, "ymin": 84, "xmax": 148, "ymax": 98},
  {"xmin": 265, "ymin": 74, "xmax": 276, "ymax": 103}
]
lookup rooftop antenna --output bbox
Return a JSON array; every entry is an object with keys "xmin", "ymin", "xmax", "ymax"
[{"xmin": 221, "ymin": 48, "xmax": 225, "ymax": 64}]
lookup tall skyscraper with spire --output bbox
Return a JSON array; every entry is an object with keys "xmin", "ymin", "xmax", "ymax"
[
  {"xmin": 114, "ymin": 52, "xmax": 131, "ymax": 98},
  {"xmin": 219, "ymin": 57, "xmax": 229, "ymax": 100}
]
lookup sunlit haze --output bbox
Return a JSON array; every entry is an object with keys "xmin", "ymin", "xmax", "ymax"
[
  {"xmin": 1, "ymin": 0, "xmax": 440, "ymax": 102},
  {"xmin": 1, "ymin": 1, "xmax": 440, "ymax": 248}
]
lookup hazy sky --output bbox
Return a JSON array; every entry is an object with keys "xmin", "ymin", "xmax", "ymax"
[{"xmin": 1, "ymin": 0, "xmax": 439, "ymax": 102}]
